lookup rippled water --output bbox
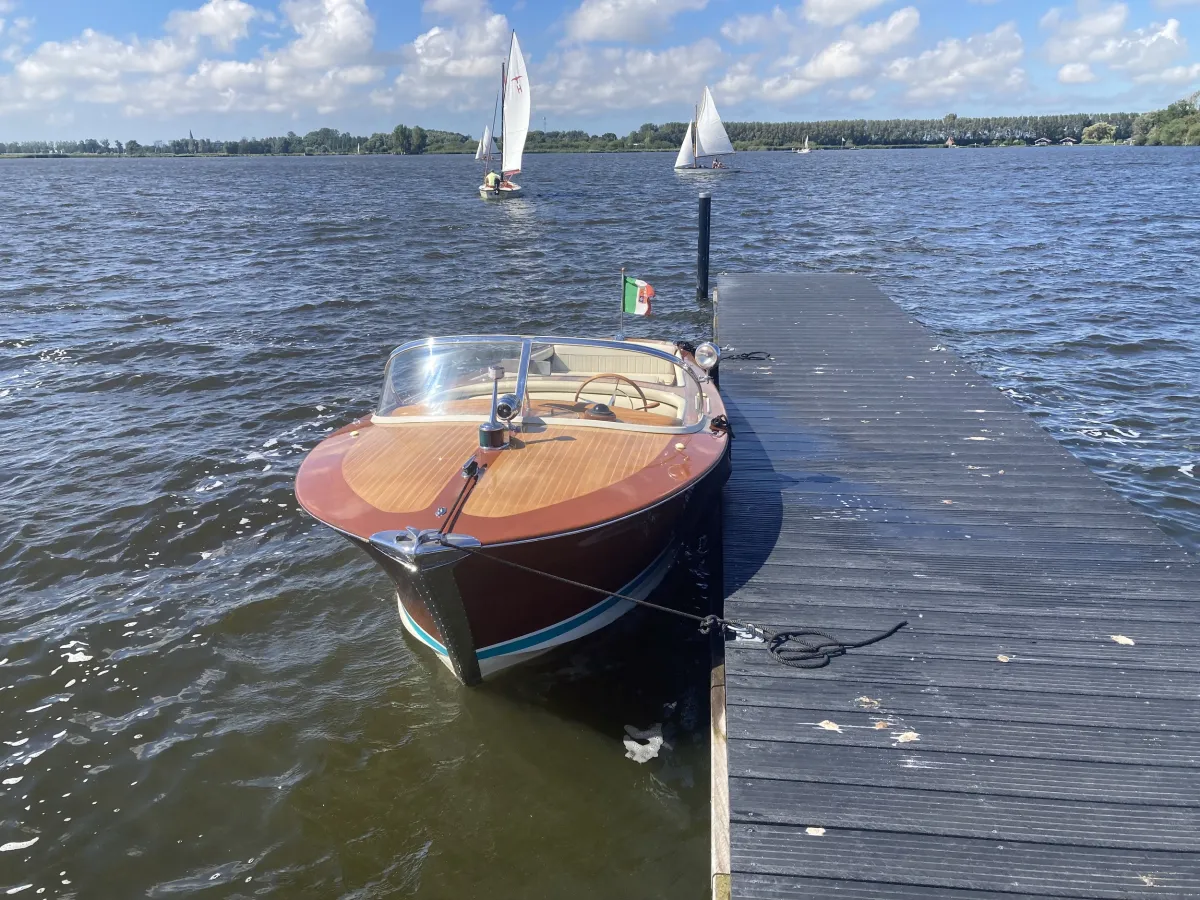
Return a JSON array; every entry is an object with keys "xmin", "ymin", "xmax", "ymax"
[{"xmin": 1, "ymin": 148, "xmax": 1197, "ymax": 897}]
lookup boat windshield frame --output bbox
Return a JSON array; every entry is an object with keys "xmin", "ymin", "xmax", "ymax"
[{"xmin": 373, "ymin": 335, "xmax": 709, "ymax": 435}]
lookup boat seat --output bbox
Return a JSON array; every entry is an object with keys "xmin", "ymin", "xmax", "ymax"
[{"xmin": 546, "ymin": 344, "xmax": 679, "ymax": 385}]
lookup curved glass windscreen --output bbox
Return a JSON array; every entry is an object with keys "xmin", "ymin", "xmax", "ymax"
[
  {"xmin": 377, "ymin": 338, "xmax": 704, "ymax": 430},
  {"xmin": 521, "ymin": 341, "xmax": 702, "ymax": 428},
  {"xmin": 378, "ymin": 340, "xmax": 524, "ymax": 418}
]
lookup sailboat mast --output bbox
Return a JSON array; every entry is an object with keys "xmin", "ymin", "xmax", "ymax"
[{"xmin": 499, "ymin": 59, "xmax": 507, "ymax": 177}]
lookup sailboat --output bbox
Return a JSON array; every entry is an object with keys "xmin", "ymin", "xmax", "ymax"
[
  {"xmin": 674, "ymin": 87, "xmax": 734, "ymax": 170},
  {"xmin": 479, "ymin": 32, "xmax": 530, "ymax": 199},
  {"xmin": 475, "ymin": 124, "xmax": 499, "ymax": 163},
  {"xmin": 795, "ymin": 135, "xmax": 811, "ymax": 154}
]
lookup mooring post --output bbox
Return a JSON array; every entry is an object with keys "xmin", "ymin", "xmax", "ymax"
[{"xmin": 697, "ymin": 192, "xmax": 711, "ymax": 304}]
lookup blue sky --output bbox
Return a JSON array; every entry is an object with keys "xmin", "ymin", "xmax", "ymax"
[{"xmin": 1, "ymin": 0, "xmax": 1198, "ymax": 140}]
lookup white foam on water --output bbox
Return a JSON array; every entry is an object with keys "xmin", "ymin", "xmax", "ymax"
[
  {"xmin": 0, "ymin": 837, "xmax": 38, "ymax": 852},
  {"xmin": 64, "ymin": 652, "xmax": 91, "ymax": 663}
]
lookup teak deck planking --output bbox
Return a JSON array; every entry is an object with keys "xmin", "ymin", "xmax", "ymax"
[
  {"xmin": 341, "ymin": 421, "xmax": 674, "ymax": 518},
  {"xmin": 713, "ymin": 274, "xmax": 1200, "ymax": 899},
  {"xmin": 342, "ymin": 423, "xmax": 480, "ymax": 513},
  {"xmin": 464, "ymin": 426, "xmax": 672, "ymax": 517}
]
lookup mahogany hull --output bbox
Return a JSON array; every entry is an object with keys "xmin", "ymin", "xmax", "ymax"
[{"xmin": 359, "ymin": 445, "xmax": 729, "ymax": 682}]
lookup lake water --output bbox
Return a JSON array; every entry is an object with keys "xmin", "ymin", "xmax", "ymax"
[{"xmin": 1, "ymin": 147, "xmax": 1197, "ymax": 898}]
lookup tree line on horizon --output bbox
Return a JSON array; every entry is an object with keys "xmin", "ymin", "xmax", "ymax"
[{"xmin": 3, "ymin": 94, "xmax": 1197, "ymax": 157}]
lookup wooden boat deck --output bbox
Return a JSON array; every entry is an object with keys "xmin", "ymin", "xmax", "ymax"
[
  {"xmin": 712, "ymin": 274, "xmax": 1200, "ymax": 898},
  {"xmin": 340, "ymin": 421, "xmax": 675, "ymax": 518}
]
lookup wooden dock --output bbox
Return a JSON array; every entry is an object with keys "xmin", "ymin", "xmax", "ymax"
[{"xmin": 711, "ymin": 274, "xmax": 1200, "ymax": 899}]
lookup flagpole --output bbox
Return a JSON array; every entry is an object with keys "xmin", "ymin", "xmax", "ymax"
[{"xmin": 616, "ymin": 267, "xmax": 626, "ymax": 341}]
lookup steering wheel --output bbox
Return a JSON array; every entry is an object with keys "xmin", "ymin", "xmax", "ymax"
[{"xmin": 573, "ymin": 373, "xmax": 650, "ymax": 411}]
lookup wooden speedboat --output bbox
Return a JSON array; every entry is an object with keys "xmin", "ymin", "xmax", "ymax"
[{"xmin": 295, "ymin": 336, "xmax": 731, "ymax": 685}]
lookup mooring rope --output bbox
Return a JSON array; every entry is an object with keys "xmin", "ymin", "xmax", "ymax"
[
  {"xmin": 437, "ymin": 538, "xmax": 906, "ymax": 669},
  {"xmin": 722, "ymin": 350, "xmax": 773, "ymax": 361}
]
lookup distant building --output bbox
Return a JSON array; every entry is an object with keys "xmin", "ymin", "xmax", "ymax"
[
  {"xmin": 1060, "ymin": 137, "xmax": 1078, "ymax": 145},
  {"xmin": 1034, "ymin": 137, "xmax": 1052, "ymax": 146}
]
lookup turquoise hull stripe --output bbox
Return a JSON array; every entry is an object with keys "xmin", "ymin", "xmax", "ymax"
[
  {"xmin": 397, "ymin": 545, "xmax": 671, "ymax": 663},
  {"xmin": 476, "ymin": 546, "xmax": 669, "ymax": 660},
  {"xmin": 476, "ymin": 596, "xmax": 624, "ymax": 660},
  {"xmin": 398, "ymin": 604, "xmax": 448, "ymax": 655}
]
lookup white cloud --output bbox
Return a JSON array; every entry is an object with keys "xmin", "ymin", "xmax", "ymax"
[
  {"xmin": 842, "ymin": 7, "xmax": 919, "ymax": 54},
  {"xmin": 383, "ymin": 0, "xmax": 509, "ymax": 108},
  {"xmin": 0, "ymin": 14, "xmax": 32, "ymax": 62},
  {"xmin": 886, "ymin": 22, "xmax": 1026, "ymax": 101},
  {"xmin": 1058, "ymin": 61, "xmax": 1098, "ymax": 81},
  {"xmin": 277, "ymin": 0, "xmax": 374, "ymax": 68},
  {"xmin": 803, "ymin": 41, "xmax": 867, "ymax": 80},
  {"xmin": 848, "ymin": 84, "xmax": 875, "ymax": 99},
  {"xmin": 1153, "ymin": 61, "xmax": 1200, "ymax": 81},
  {"xmin": 720, "ymin": 7, "xmax": 792, "ymax": 45},
  {"xmin": 539, "ymin": 39, "xmax": 723, "ymax": 113},
  {"xmin": 801, "ymin": 0, "xmax": 890, "ymax": 28},
  {"xmin": 166, "ymin": 0, "xmax": 260, "ymax": 52},
  {"xmin": 564, "ymin": 0, "xmax": 708, "ymax": 44},
  {"xmin": 15, "ymin": 31, "xmax": 193, "ymax": 90},
  {"xmin": 1042, "ymin": 2, "xmax": 1192, "ymax": 78},
  {"xmin": 728, "ymin": 6, "xmax": 917, "ymax": 101},
  {"xmin": 1, "ymin": 0, "xmax": 382, "ymax": 117},
  {"xmin": 713, "ymin": 59, "xmax": 761, "ymax": 102}
]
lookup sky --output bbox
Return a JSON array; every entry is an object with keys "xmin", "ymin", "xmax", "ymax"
[{"xmin": 1, "ymin": 0, "xmax": 1198, "ymax": 140}]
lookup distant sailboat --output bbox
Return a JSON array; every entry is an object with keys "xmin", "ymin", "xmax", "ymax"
[
  {"xmin": 674, "ymin": 87, "xmax": 734, "ymax": 170},
  {"xmin": 479, "ymin": 32, "xmax": 530, "ymax": 199},
  {"xmin": 795, "ymin": 135, "xmax": 811, "ymax": 154},
  {"xmin": 475, "ymin": 124, "xmax": 499, "ymax": 162}
]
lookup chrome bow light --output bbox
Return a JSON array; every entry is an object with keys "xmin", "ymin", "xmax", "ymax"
[
  {"xmin": 694, "ymin": 342, "xmax": 721, "ymax": 371},
  {"xmin": 494, "ymin": 393, "xmax": 520, "ymax": 421}
]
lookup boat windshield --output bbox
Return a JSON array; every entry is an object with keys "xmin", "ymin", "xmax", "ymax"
[{"xmin": 376, "ymin": 337, "xmax": 706, "ymax": 431}]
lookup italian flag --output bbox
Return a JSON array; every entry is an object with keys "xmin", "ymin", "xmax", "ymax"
[{"xmin": 623, "ymin": 275, "xmax": 655, "ymax": 316}]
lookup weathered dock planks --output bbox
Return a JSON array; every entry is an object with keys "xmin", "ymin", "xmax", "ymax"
[{"xmin": 713, "ymin": 274, "xmax": 1200, "ymax": 899}]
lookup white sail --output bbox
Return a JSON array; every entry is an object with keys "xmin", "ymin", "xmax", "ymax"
[
  {"xmin": 675, "ymin": 121, "xmax": 696, "ymax": 168},
  {"xmin": 803, "ymin": 135, "xmax": 809, "ymax": 150},
  {"xmin": 475, "ymin": 125, "xmax": 499, "ymax": 161},
  {"xmin": 501, "ymin": 32, "xmax": 530, "ymax": 176},
  {"xmin": 695, "ymin": 86, "xmax": 734, "ymax": 158}
]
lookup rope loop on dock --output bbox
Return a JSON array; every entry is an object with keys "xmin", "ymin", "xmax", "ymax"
[
  {"xmin": 436, "ymin": 539, "xmax": 906, "ymax": 669},
  {"xmin": 765, "ymin": 623, "xmax": 909, "ymax": 669},
  {"xmin": 722, "ymin": 350, "xmax": 773, "ymax": 361}
]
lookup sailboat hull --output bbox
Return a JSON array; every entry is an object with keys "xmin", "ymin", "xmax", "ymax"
[{"xmin": 479, "ymin": 181, "xmax": 522, "ymax": 199}]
